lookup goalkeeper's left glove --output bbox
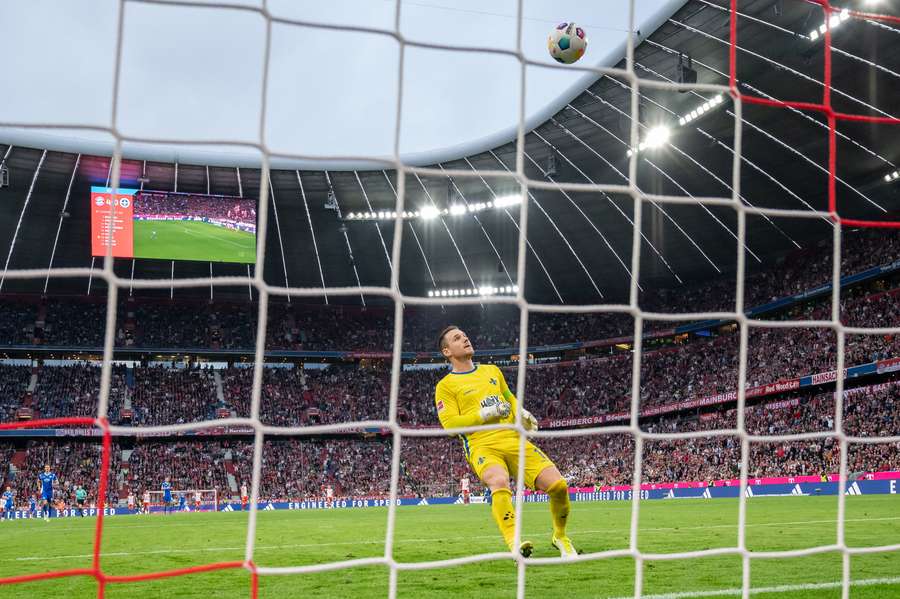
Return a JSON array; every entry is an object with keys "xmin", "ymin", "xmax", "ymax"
[{"xmin": 521, "ymin": 409, "xmax": 539, "ymax": 432}]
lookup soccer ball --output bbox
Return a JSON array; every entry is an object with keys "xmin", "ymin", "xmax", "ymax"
[{"xmin": 548, "ymin": 22, "xmax": 587, "ymax": 65}]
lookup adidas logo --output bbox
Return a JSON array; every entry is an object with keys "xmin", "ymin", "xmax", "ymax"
[
  {"xmin": 665, "ymin": 489, "xmax": 675, "ymax": 499},
  {"xmin": 503, "ymin": 511, "xmax": 514, "ymax": 521},
  {"xmin": 418, "ymin": 498, "xmax": 430, "ymax": 506},
  {"xmin": 264, "ymin": 503, "xmax": 275, "ymax": 511},
  {"xmin": 744, "ymin": 486, "xmax": 754, "ymax": 498},
  {"xmin": 791, "ymin": 484, "xmax": 804, "ymax": 496},
  {"xmin": 221, "ymin": 504, "xmax": 234, "ymax": 512},
  {"xmin": 702, "ymin": 488, "xmax": 712, "ymax": 499},
  {"xmin": 845, "ymin": 482, "xmax": 863, "ymax": 496}
]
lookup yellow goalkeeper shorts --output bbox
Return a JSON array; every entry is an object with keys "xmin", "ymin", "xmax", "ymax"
[{"xmin": 464, "ymin": 436, "xmax": 556, "ymax": 490}]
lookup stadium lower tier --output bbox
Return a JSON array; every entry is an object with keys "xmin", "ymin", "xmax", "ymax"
[
  {"xmin": 7, "ymin": 333, "xmax": 900, "ymax": 430},
  {"xmin": 0, "ymin": 379, "xmax": 896, "ymax": 507},
  {"xmin": 0, "ymin": 254, "xmax": 896, "ymax": 433}
]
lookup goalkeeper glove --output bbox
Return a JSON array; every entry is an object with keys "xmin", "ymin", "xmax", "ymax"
[
  {"xmin": 479, "ymin": 401, "xmax": 511, "ymax": 423},
  {"xmin": 521, "ymin": 409, "xmax": 539, "ymax": 432}
]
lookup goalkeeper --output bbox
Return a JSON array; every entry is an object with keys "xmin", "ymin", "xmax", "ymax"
[{"xmin": 434, "ymin": 326, "xmax": 577, "ymax": 558}]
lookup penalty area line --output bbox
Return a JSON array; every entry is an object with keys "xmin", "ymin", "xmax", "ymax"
[{"xmin": 608, "ymin": 576, "xmax": 900, "ymax": 599}]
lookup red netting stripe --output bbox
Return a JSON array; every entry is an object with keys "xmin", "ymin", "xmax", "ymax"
[
  {"xmin": 802, "ymin": 0, "xmax": 900, "ymax": 25},
  {"xmin": 0, "ymin": 568, "xmax": 96, "ymax": 586},
  {"xmin": 837, "ymin": 218, "xmax": 900, "ymax": 229},
  {"xmin": 846, "ymin": 8, "xmax": 900, "ymax": 26},
  {"xmin": 730, "ymin": 0, "xmax": 899, "ymax": 228},
  {"xmin": 103, "ymin": 561, "xmax": 248, "ymax": 583},
  {"xmin": 94, "ymin": 418, "xmax": 111, "ymax": 575},
  {"xmin": 833, "ymin": 112, "xmax": 900, "ymax": 126},
  {"xmin": 0, "ymin": 417, "xmax": 258, "ymax": 597}
]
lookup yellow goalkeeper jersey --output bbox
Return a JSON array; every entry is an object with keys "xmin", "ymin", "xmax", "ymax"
[{"xmin": 434, "ymin": 364, "xmax": 518, "ymax": 450}]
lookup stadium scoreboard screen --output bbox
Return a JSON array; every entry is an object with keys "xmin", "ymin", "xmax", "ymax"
[{"xmin": 91, "ymin": 187, "xmax": 257, "ymax": 264}]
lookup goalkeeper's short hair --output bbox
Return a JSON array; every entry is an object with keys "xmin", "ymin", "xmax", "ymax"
[{"xmin": 437, "ymin": 325, "xmax": 460, "ymax": 353}]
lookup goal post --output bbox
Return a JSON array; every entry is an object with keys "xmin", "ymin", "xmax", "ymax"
[{"xmin": 146, "ymin": 489, "xmax": 217, "ymax": 512}]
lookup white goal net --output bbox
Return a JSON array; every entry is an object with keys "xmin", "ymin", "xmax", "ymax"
[{"xmin": 0, "ymin": 1, "xmax": 899, "ymax": 599}]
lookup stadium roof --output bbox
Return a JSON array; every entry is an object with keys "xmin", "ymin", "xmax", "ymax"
[
  {"xmin": 0, "ymin": 0, "xmax": 683, "ymax": 168},
  {"xmin": 0, "ymin": 0, "xmax": 898, "ymax": 306}
]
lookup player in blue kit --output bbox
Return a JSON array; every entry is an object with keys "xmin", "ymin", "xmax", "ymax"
[
  {"xmin": 2, "ymin": 486, "xmax": 13, "ymax": 520},
  {"xmin": 39, "ymin": 464, "xmax": 57, "ymax": 522},
  {"xmin": 28, "ymin": 495, "xmax": 37, "ymax": 518},
  {"xmin": 178, "ymin": 493, "xmax": 186, "ymax": 512},
  {"xmin": 162, "ymin": 478, "xmax": 173, "ymax": 515}
]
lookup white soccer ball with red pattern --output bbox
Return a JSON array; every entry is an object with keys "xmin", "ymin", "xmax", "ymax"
[{"xmin": 548, "ymin": 22, "xmax": 587, "ymax": 65}]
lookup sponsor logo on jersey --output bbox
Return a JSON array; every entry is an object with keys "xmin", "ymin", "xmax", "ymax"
[{"xmin": 480, "ymin": 395, "xmax": 501, "ymax": 408}]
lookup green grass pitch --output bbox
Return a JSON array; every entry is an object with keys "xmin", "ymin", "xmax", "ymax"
[
  {"xmin": 133, "ymin": 220, "xmax": 256, "ymax": 264},
  {"xmin": 1, "ymin": 496, "xmax": 898, "ymax": 598}
]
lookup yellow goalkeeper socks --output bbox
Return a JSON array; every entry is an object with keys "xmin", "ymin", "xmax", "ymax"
[
  {"xmin": 546, "ymin": 478, "xmax": 570, "ymax": 538},
  {"xmin": 490, "ymin": 488, "xmax": 517, "ymax": 549}
]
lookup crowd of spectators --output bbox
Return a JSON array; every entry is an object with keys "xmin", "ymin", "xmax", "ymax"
[
  {"xmin": 1, "ymin": 380, "xmax": 895, "ymax": 502},
  {"xmin": 642, "ymin": 228, "xmax": 900, "ymax": 314},
  {"xmin": 534, "ymin": 382, "xmax": 900, "ymax": 489},
  {"xmin": 125, "ymin": 441, "xmax": 232, "ymax": 497},
  {"xmin": 125, "ymin": 303, "xmax": 212, "ymax": 348},
  {"xmin": 0, "ymin": 278, "xmax": 896, "ymax": 428},
  {"xmin": 41, "ymin": 300, "xmax": 107, "ymax": 347},
  {"xmin": 0, "ymin": 227, "xmax": 895, "ymax": 354},
  {"xmin": 0, "ymin": 365, "xmax": 30, "ymax": 422},
  {"xmin": 0, "ymin": 301, "xmax": 35, "ymax": 345},
  {"xmin": 221, "ymin": 365, "xmax": 390, "ymax": 425},
  {"xmin": 126, "ymin": 366, "xmax": 220, "ymax": 426},
  {"xmin": 232, "ymin": 438, "xmax": 395, "ymax": 500},
  {"xmin": 0, "ymin": 227, "xmax": 897, "ymax": 503},
  {"xmin": 32, "ymin": 363, "xmax": 121, "ymax": 419},
  {"xmin": 0, "ymin": 280, "xmax": 893, "ymax": 431},
  {"xmin": 16, "ymin": 440, "xmax": 117, "ymax": 505}
]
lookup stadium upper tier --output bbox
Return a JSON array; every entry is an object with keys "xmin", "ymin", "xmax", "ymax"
[
  {"xmin": 0, "ymin": 226, "xmax": 897, "ymax": 356},
  {"xmin": 0, "ymin": 273, "xmax": 894, "ymax": 429}
]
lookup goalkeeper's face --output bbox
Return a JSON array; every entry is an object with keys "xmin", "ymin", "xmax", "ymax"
[{"xmin": 442, "ymin": 328, "xmax": 474, "ymax": 360}]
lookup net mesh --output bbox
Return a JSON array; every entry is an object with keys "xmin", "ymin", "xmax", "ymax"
[{"xmin": 0, "ymin": 0, "xmax": 899, "ymax": 597}]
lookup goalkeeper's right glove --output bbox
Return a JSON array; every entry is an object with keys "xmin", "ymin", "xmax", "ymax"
[{"xmin": 479, "ymin": 401, "xmax": 511, "ymax": 424}]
